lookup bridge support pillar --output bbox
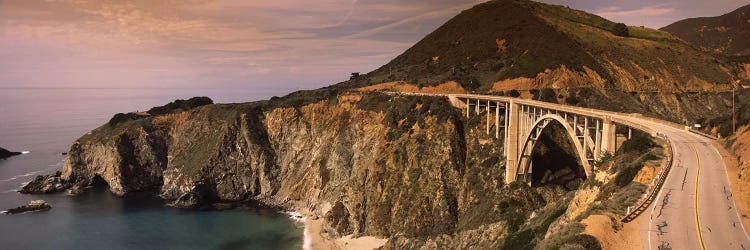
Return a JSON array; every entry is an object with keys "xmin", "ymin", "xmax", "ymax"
[
  {"xmin": 466, "ymin": 98, "xmax": 470, "ymax": 118},
  {"xmin": 486, "ymin": 100, "xmax": 490, "ymax": 135},
  {"xmin": 495, "ymin": 102, "xmax": 500, "ymax": 139},
  {"xmin": 475, "ymin": 99, "xmax": 480, "ymax": 115},
  {"xmin": 601, "ymin": 117, "xmax": 616, "ymax": 157},
  {"xmin": 505, "ymin": 101, "xmax": 520, "ymax": 184}
]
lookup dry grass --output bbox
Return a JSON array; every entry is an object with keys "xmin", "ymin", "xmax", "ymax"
[
  {"xmin": 490, "ymin": 65, "xmax": 606, "ymax": 92},
  {"xmin": 357, "ymin": 81, "xmax": 420, "ymax": 92},
  {"xmin": 420, "ymin": 81, "xmax": 466, "ymax": 94},
  {"xmin": 491, "ymin": 77, "xmax": 535, "ymax": 91},
  {"xmin": 582, "ymin": 214, "xmax": 641, "ymax": 250},
  {"xmin": 357, "ymin": 81, "xmax": 466, "ymax": 94},
  {"xmin": 152, "ymin": 112, "xmax": 191, "ymax": 129}
]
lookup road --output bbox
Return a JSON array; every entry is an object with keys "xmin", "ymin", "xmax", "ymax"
[
  {"xmin": 632, "ymin": 118, "xmax": 750, "ymax": 250},
  {"xmin": 392, "ymin": 92, "xmax": 750, "ymax": 249}
]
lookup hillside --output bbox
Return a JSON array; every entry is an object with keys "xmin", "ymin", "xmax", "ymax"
[
  {"xmin": 330, "ymin": 0, "xmax": 750, "ymax": 137},
  {"xmin": 661, "ymin": 4, "xmax": 750, "ymax": 56},
  {"xmin": 345, "ymin": 0, "xmax": 739, "ymax": 93}
]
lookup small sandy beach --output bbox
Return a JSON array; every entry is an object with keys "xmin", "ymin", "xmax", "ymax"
[{"xmin": 302, "ymin": 216, "xmax": 387, "ymax": 250}]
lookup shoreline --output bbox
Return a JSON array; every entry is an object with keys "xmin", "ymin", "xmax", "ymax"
[{"xmin": 289, "ymin": 210, "xmax": 387, "ymax": 250}]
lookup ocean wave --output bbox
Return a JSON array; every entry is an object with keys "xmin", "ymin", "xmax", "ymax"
[
  {"xmin": 286, "ymin": 211, "xmax": 311, "ymax": 250},
  {"xmin": 21, "ymin": 151, "xmax": 30, "ymax": 154},
  {"xmin": 303, "ymin": 223, "xmax": 312, "ymax": 250},
  {"xmin": 286, "ymin": 211, "xmax": 306, "ymax": 223},
  {"xmin": 0, "ymin": 171, "xmax": 41, "ymax": 183}
]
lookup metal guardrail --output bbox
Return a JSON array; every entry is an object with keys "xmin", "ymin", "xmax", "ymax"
[
  {"xmin": 688, "ymin": 128, "xmax": 719, "ymax": 140},
  {"xmin": 621, "ymin": 133, "xmax": 674, "ymax": 222}
]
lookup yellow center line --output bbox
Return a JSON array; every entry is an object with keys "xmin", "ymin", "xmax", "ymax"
[{"xmin": 691, "ymin": 144, "xmax": 706, "ymax": 250}]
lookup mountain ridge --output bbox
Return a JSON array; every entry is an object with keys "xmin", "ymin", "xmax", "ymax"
[
  {"xmin": 661, "ymin": 4, "xmax": 750, "ymax": 57},
  {"xmin": 341, "ymin": 0, "xmax": 740, "ymax": 93}
]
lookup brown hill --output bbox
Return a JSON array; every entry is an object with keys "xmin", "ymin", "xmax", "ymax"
[
  {"xmin": 344, "ymin": 0, "xmax": 739, "ymax": 93},
  {"xmin": 661, "ymin": 4, "xmax": 750, "ymax": 57}
]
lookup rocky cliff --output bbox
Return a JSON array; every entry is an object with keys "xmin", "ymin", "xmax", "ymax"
[{"xmin": 24, "ymin": 92, "xmax": 666, "ymax": 249}]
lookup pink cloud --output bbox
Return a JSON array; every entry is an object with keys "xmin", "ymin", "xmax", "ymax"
[{"xmin": 596, "ymin": 6, "xmax": 675, "ymax": 19}]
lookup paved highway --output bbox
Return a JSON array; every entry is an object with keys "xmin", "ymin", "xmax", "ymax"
[{"xmin": 633, "ymin": 119, "xmax": 750, "ymax": 250}]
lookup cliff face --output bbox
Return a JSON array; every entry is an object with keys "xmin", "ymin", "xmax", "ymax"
[
  {"xmin": 23, "ymin": 92, "xmax": 668, "ymax": 248},
  {"xmin": 50, "ymin": 94, "xmax": 540, "ymax": 244}
]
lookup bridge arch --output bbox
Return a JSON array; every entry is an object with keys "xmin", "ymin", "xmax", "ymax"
[{"xmin": 516, "ymin": 114, "xmax": 591, "ymax": 184}]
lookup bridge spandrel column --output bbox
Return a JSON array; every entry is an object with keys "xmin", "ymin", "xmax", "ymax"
[
  {"xmin": 495, "ymin": 102, "xmax": 500, "ymax": 139},
  {"xmin": 466, "ymin": 98, "xmax": 470, "ymax": 118},
  {"xmin": 505, "ymin": 101, "xmax": 521, "ymax": 184},
  {"xmin": 486, "ymin": 100, "xmax": 491, "ymax": 135},
  {"xmin": 601, "ymin": 117, "xmax": 616, "ymax": 156}
]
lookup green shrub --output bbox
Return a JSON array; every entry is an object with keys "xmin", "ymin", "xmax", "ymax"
[
  {"xmin": 147, "ymin": 96, "xmax": 213, "ymax": 115},
  {"xmin": 565, "ymin": 92, "xmax": 579, "ymax": 105},
  {"xmin": 619, "ymin": 132, "xmax": 656, "ymax": 154},
  {"xmin": 108, "ymin": 113, "xmax": 141, "ymax": 126},
  {"xmin": 539, "ymin": 88, "xmax": 557, "ymax": 103},
  {"xmin": 507, "ymin": 89, "xmax": 521, "ymax": 97},
  {"xmin": 612, "ymin": 23, "xmax": 629, "ymax": 37}
]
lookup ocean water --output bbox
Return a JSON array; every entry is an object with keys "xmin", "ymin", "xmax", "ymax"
[{"xmin": 0, "ymin": 88, "xmax": 303, "ymax": 250}]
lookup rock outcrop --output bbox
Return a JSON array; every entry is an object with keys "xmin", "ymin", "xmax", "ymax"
[
  {"xmin": 0, "ymin": 147, "xmax": 21, "ymax": 159},
  {"xmin": 4, "ymin": 200, "xmax": 51, "ymax": 214},
  {"xmin": 20, "ymin": 171, "xmax": 70, "ymax": 194}
]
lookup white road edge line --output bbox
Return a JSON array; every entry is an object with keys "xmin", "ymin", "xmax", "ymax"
[
  {"xmin": 647, "ymin": 130, "xmax": 672, "ymax": 250},
  {"xmin": 708, "ymin": 144, "xmax": 750, "ymax": 242}
]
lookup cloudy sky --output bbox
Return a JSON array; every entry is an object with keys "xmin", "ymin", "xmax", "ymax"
[{"xmin": 0, "ymin": 0, "xmax": 747, "ymax": 90}]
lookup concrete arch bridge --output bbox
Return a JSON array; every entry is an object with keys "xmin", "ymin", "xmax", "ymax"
[
  {"xmin": 388, "ymin": 92, "xmax": 750, "ymax": 249},
  {"xmin": 447, "ymin": 94, "xmax": 649, "ymax": 184}
]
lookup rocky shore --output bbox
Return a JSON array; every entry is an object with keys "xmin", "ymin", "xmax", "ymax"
[
  {"xmin": 0, "ymin": 147, "xmax": 21, "ymax": 159},
  {"xmin": 20, "ymin": 171, "xmax": 69, "ymax": 194},
  {"xmin": 4, "ymin": 200, "xmax": 51, "ymax": 214}
]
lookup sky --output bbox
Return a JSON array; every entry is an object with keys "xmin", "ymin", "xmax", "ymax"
[{"xmin": 0, "ymin": 0, "xmax": 747, "ymax": 90}]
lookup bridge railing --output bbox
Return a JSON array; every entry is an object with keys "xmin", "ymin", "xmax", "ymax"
[
  {"xmin": 688, "ymin": 128, "xmax": 720, "ymax": 140},
  {"xmin": 621, "ymin": 133, "xmax": 674, "ymax": 223}
]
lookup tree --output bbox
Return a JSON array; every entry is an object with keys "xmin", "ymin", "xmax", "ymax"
[{"xmin": 612, "ymin": 23, "xmax": 629, "ymax": 37}]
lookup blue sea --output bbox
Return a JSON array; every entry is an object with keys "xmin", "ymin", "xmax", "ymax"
[{"xmin": 0, "ymin": 88, "xmax": 303, "ymax": 250}]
